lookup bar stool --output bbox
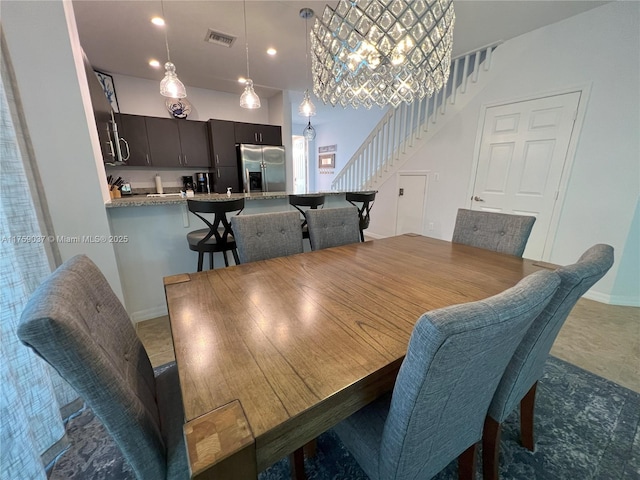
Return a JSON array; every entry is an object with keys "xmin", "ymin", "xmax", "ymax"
[
  {"xmin": 346, "ymin": 191, "xmax": 376, "ymax": 242},
  {"xmin": 288, "ymin": 194, "xmax": 325, "ymax": 240},
  {"xmin": 186, "ymin": 198, "xmax": 245, "ymax": 271}
]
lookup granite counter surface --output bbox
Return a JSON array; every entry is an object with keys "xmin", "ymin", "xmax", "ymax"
[{"xmin": 105, "ymin": 191, "xmax": 342, "ymax": 208}]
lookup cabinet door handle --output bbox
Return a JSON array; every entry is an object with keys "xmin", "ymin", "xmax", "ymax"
[
  {"xmin": 217, "ymin": 169, "xmax": 220, "ymax": 178},
  {"xmin": 146, "ymin": 154, "xmax": 150, "ymax": 165},
  {"xmin": 216, "ymin": 154, "xmax": 219, "ymax": 165},
  {"xmin": 259, "ymin": 133, "xmax": 263, "ymax": 143},
  {"xmin": 183, "ymin": 154, "xmax": 188, "ymax": 165},
  {"xmin": 178, "ymin": 155, "xmax": 182, "ymax": 165},
  {"xmin": 254, "ymin": 132, "xmax": 258, "ymax": 143}
]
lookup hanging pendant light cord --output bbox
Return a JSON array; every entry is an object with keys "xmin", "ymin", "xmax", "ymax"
[
  {"xmin": 161, "ymin": 1, "xmax": 171, "ymax": 62},
  {"xmin": 243, "ymin": 0, "xmax": 250, "ymax": 78},
  {"xmin": 305, "ymin": 15, "xmax": 310, "ymax": 84}
]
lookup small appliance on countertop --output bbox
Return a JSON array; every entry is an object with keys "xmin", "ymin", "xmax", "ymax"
[
  {"xmin": 182, "ymin": 175, "xmax": 194, "ymax": 191},
  {"xmin": 195, "ymin": 172, "xmax": 214, "ymax": 194}
]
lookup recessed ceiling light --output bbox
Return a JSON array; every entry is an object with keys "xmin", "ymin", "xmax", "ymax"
[
  {"xmin": 149, "ymin": 59, "xmax": 161, "ymax": 68},
  {"xmin": 151, "ymin": 16, "xmax": 165, "ymax": 26},
  {"xmin": 267, "ymin": 48, "xmax": 277, "ymax": 56},
  {"xmin": 238, "ymin": 77, "xmax": 247, "ymax": 84}
]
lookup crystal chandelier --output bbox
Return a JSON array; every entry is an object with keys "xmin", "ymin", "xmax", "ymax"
[
  {"xmin": 240, "ymin": 0, "xmax": 260, "ymax": 109},
  {"xmin": 159, "ymin": 1, "xmax": 186, "ymax": 98},
  {"xmin": 298, "ymin": 8, "xmax": 316, "ymax": 117},
  {"xmin": 310, "ymin": 0, "xmax": 455, "ymax": 109}
]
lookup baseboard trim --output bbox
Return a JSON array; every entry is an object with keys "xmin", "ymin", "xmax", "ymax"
[
  {"xmin": 130, "ymin": 305, "xmax": 168, "ymax": 324},
  {"xmin": 582, "ymin": 291, "xmax": 640, "ymax": 307}
]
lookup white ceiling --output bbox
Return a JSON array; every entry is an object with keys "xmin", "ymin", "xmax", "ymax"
[{"xmin": 72, "ymin": 0, "xmax": 607, "ymax": 119}]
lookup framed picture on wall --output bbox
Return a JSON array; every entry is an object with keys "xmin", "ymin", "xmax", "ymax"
[
  {"xmin": 94, "ymin": 70, "xmax": 120, "ymax": 112},
  {"xmin": 318, "ymin": 153, "xmax": 335, "ymax": 169}
]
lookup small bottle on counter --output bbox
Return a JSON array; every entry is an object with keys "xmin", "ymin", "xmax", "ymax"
[
  {"xmin": 154, "ymin": 174, "xmax": 163, "ymax": 194},
  {"xmin": 226, "ymin": 187, "xmax": 232, "ymax": 197}
]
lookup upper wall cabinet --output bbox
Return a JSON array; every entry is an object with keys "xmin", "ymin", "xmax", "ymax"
[
  {"xmin": 209, "ymin": 119, "xmax": 237, "ymax": 167},
  {"xmin": 116, "ymin": 113, "xmax": 151, "ymax": 166},
  {"xmin": 234, "ymin": 122, "xmax": 282, "ymax": 146},
  {"xmin": 144, "ymin": 117, "xmax": 211, "ymax": 168}
]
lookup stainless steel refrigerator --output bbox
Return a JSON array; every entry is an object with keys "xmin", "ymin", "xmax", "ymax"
[{"xmin": 237, "ymin": 144, "xmax": 286, "ymax": 193}]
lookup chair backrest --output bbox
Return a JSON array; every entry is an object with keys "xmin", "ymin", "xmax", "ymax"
[
  {"xmin": 17, "ymin": 255, "xmax": 170, "ymax": 480},
  {"xmin": 380, "ymin": 270, "xmax": 560, "ymax": 480},
  {"xmin": 187, "ymin": 198, "xmax": 245, "ymax": 245},
  {"xmin": 488, "ymin": 244, "xmax": 614, "ymax": 423},
  {"xmin": 452, "ymin": 208, "xmax": 536, "ymax": 257},
  {"xmin": 304, "ymin": 206, "xmax": 361, "ymax": 251},
  {"xmin": 346, "ymin": 190, "xmax": 377, "ymax": 231},
  {"xmin": 231, "ymin": 211, "xmax": 304, "ymax": 263}
]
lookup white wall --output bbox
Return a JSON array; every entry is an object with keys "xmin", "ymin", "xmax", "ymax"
[
  {"xmin": 2, "ymin": 0, "xmax": 124, "ymax": 300},
  {"xmin": 112, "ymin": 72, "xmax": 271, "ymax": 123},
  {"xmin": 312, "ymin": 107, "xmax": 388, "ymax": 192},
  {"xmin": 367, "ymin": 2, "xmax": 640, "ymax": 305}
]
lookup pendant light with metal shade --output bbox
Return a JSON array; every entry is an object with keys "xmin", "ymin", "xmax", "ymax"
[
  {"xmin": 159, "ymin": 1, "xmax": 186, "ymax": 99},
  {"xmin": 240, "ymin": 0, "xmax": 260, "ymax": 109},
  {"xmin": 298, "ymin": 8, "xmax": 316, "ymax": 117}
]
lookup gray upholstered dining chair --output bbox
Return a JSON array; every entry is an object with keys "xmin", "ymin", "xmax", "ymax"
[
  {"xmin": 483, "ymin": 244, "xmax": 614, "ymax": 480},
  {"xmin": 452, "ymin": 208, "xmax": 536, "ymax": 257},
  {"xmin": 333, "ymin": 269, "xmax": 561, "ymax": 480},
  {"xmin": 230, "ymin": 211, "xmax": 304, "ymax": 264},
  {"xmin": 17, "ymin": 255, "xmax": 189, "ymax": 480},
  {"xmin": 304, "ymin": 206, "xmax": 361, "ymax": 251}
]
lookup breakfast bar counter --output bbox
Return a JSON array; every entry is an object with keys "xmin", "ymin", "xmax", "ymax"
[
  {"xmin": 106, "ymin": 191, "xmax": 350, "ymax": 322},
  {"xmin": 105, "ymin": 191, "xmax": 346, "ymax": 208}
]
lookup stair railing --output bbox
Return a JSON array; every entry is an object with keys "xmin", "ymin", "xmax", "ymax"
[{"xmin": 331, "ymin": 42, "xmax": 500, "ymax": 192}]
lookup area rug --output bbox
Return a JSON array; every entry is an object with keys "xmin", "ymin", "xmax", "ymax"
[{"xmin": 48, "ymin": 356, "xmax": 640, "ymax": 479}]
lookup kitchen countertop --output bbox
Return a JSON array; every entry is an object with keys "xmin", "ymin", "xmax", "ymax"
[{"xmin": 105, "ymin": 191, "xmax": 342, "ymax": 208}]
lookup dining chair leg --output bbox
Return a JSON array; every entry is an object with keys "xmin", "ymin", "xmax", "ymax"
[
  {"xmin": 209, "ymin": 252, "xmax": 214, "ymax": 270},
  {"xmin": 197, "ymin": 252, "xmax": 204, "ymax": 272},
  {"xmin": 458, "ymin": 443, "xmax": 477, "ymax": 480},
  {"xmin": 482, "ymin": 416, "xmax": 501, "ymax": 480},
  {"xmin": 289, "ymin": 447, "xmax": 306, "ymax": 480},
  {"xmin": 520, "ymin": 382, "xmax": 538, "ymax": 451},
  {"xmin": 359, "ymin": 229, "xmax": 365, "ymax": 242},
  {"xmin": 232, "ymin": 248, "xmax": 240, "ymax": 265},
  {"xmin": 222, "ymin": 250, "xmax": 230, "ymax": 267},
  {"xmin": 303, "ymin": 439, "xmax": 317, "ymax": 458}
]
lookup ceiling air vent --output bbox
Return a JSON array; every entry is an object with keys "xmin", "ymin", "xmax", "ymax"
[{"xmin": 204, "ymin": 29, "xmax": 236, "ymax": 48}]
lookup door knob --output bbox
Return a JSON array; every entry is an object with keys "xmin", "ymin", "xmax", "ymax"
[
  {"xmin": 473, "ymin": 195, "xmax": 485, "ymax": 202},
  {"xmin": 399, "ymin": 188, "xmax": 404, "ymax": 196}
]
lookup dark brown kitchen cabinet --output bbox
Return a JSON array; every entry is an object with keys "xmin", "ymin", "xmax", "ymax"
[
  {"xmin": 234, "ymin": 122, "xmax": 282, "ymax": 146},
  {"xmin": 145, "ymin": 117, "xmax": 211, "ymax": 168},
  {"xmin": 145, "ymin": 117, "xmax": 182, "ymax": 167},
  {"xmin": 214, "ymin": 166, "xmax": 240, "ymax": 194},
  {"xmin": 209, "ymin": 120, "xmax": 237, "ymax": 167},
  {"xmin": 177, "ymin": 120, "xmax": 211, "ymax": 167},
  {"xmin": 117, "ymin": 113, "xmax": 151, "ymax": 166}
]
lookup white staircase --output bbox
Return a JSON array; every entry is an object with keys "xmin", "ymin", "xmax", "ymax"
[{"xmin": 331, "ymin": 43, "xmax": 501, "ymax": 192}]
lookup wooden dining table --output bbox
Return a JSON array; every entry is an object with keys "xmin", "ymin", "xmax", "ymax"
[{"xmin": 164, "ymin": 234, "xmax": 552, "ymax": 479}]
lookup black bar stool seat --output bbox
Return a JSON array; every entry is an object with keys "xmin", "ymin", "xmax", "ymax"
[
  {"xmin": 187, "ymin": 198, "xmax": 245, "ymax": 271},
  {"xmin": 346, "ymin": 191, "xmax": 377, "ymax": 241},
  {"xmin": 288, "ymin": 194, "xmax": 325, "ymax": 239}
]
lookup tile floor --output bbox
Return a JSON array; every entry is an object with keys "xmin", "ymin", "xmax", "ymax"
[{"xmin": 136, "ymin": 298, "xmax": 640, "ymax": 393}]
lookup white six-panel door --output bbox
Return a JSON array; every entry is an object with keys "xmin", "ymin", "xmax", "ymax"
[{"xmin": 471, "ymin": 91, "xmax": 582, "ymax": 259}]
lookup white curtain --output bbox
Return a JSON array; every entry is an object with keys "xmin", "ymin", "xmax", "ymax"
[{"xmin": 0, "ymin": 41, "xmax": 78, "ymax": 478}]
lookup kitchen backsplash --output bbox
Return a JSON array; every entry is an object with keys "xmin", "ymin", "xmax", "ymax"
[{"xmin": 105, "ymin": 166, "xmax": 206, "ymax": 189}]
